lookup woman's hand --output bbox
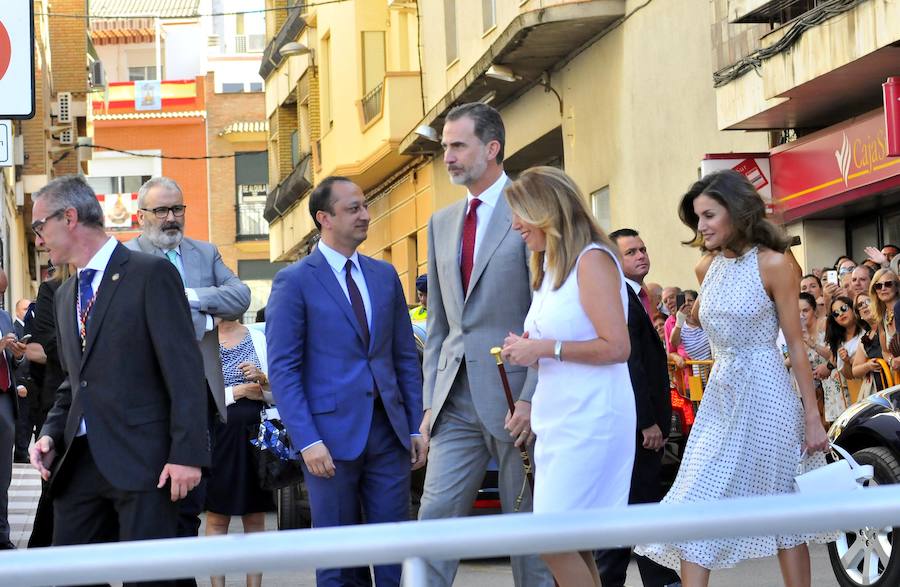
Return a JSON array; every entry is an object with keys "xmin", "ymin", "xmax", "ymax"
[
  {"xmin": 866, "ymin": 358, "xmax": 882, "ymax": 374},
  {"xmin": 891, "ymin": 356, "xmax": 900, "ymax": 371},
  {"xmin": 865, "ymin": 246, "xmax": 888, "ymax": 267},
  {"xmin": 812, "ymin": 364, "xmax": 831, "ymax": 379},
  {"xmin": 804, "ymin": 412, "xmax": 829, "ymax": 453},
  {"xmin": 501, "ymin": 332, "xmax": 549, "ymax": 367},
  {"xmin": 838, "ymin": 347, "xmax": 850, "ymax": 363},
  {"xmin": 233, "ymin": 383, "xmax": 263, "ymax": 401},
  {"xmin": 239, "ymin": 362, "xmax": 267, "ymax": 384},
  {"xmin": 671, "ymin": 353, "xmax": 686, "ymax": 369}
]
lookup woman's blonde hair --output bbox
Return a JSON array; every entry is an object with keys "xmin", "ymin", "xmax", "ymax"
[
  {"xmin": 869, "ymin": 268, "xmax": 899, "ymax": 324},
  {"xmin": 503, "ymin": 166, "xmax": 615, "ymax": 290}
]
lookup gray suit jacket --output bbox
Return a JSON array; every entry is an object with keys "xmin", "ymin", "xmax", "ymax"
[
  {"xmin": 124, "ymin": 235, "xmax": 251, "ymax": 421},
  {"xmin": 423, "ymin": 189, "xmax": 537, "ymax": 440}
]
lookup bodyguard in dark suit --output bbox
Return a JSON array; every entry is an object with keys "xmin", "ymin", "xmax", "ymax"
[
  {"xmin": 267, "ymin": 177, "xmax": 425, "ymax": 587},
  {"xmin": 29, "ymin": 176, "xmax": 209, "ymax": 586},
  {"xmin": 125, "ymin": 177, "xmax": 250, "ymax": 562},
  {"xmin": 595, "ymin": 230, "xmax": 681, "ymax": 587},
  {"xmin": 0, "ymin": 300, "xmax": 26, "ymax": 550}
]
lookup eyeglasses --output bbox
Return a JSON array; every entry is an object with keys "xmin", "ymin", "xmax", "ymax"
[
  {"xmin": 31, "ymin": 208, "xmax": 67, "ymax": 238},
  {"xmin": 874, "ymin": 280, "xmax": 896, "ymax": 291},
  {"xmin": 140, "ymin": 205, "xmax": 187, "ymax": 219},
  {"xmin": 856, "ymin": 299, "xmax": 871, "ymax": 310},
  {"xmin": 831, "ymin": 304, "xmax": 850, "ymax": 318}
]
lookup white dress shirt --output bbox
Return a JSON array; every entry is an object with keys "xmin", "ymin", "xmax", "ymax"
[
  {"xmin": 460, "ymin": 172, "xmax": 509, "ymax": 263},
  {"xmin": 624, "ymin": 277, "xmax": 642, "ymax": 296},
  {"xmin": 75, "ymin": 236, "xmax": 119, "ymax": 436},
  {"xmin": 317, "ymin": 239, "xmax": 372, "ymax": 328}
]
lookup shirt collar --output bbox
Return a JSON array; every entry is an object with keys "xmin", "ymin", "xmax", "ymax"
[
  {"xmin": 317, "ymin": 238, "xmax": 360, "ymax": 273},
  {"xmin": 624, "ymin": 277, "xmax": 642, "ymax": 295},
  {"xmin": 80, "ymin": 237, "xmax": 118, "ymax": 275},
  {"xmin": 466, "ymin": 172, "xmax": 508, "ymax": 208}
]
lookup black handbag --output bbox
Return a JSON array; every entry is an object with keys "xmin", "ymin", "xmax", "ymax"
[{"xmin": 250, "ymin": 411, "xmax": 305, "ymax": 491}]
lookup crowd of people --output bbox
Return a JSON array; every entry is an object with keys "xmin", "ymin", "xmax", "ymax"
[{"xmin": 0, "ymin": 100, "xmax": 873, "ymax": 587}]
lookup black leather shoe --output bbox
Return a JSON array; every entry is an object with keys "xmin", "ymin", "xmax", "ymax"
[
  {"xmin": 13, "ymin": 454, "xmax": 29, "ymax": 464},
  {"xmin": 0, "ymin": 541, "xmax": 16, "ymax": 550}
]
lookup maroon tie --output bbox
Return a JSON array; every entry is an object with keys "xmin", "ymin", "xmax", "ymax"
[
  {"xmin": 344, "ymin": 260, "xmax": 370, "ymax": 348},
  {"xmin": 638, "ymin": 287, "xmax": 653, "ymax": 317},
  {"xmin": 0, "ymin": 351, "xmax": 9, "ymax": 392},
  {"xmin": 460, "ymin": 198, "xmax": 482, "ymax": 295}
]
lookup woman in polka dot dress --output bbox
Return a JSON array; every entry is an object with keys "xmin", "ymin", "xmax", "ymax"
[{"xmin": 636, "ymin": 170, "xmax": 830, "ymax": 586}]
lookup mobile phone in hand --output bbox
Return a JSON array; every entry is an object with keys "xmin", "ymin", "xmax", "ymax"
[
  {"xmin": 676, "ymin": 293, "xmax": 686, "ymax": 309},
  {"xmin": 18, "ymin": 334, "xmax": 32, "ymax": 343},
  {"xmin": 825, "ymin": 270, "xmax": 839, "ymax": 286}
]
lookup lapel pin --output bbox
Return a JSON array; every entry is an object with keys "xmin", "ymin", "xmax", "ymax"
[{"xmin": 111, "ymin": 273, "xmax": 120, "ymax": 281}]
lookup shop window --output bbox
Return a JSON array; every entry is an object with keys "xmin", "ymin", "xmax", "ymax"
[
  {"xmin": 849, "ymin": 219, "xmax": 878, "ymax": 264},
  {"xmin": 222, "ymin": 83, "xmax": 245, "ymax": 93},
  {"xmin": 128, "ymin": 66, "xmax": 162, "ymax": 81}
]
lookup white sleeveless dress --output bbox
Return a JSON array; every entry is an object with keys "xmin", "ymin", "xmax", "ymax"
[
  {"xmin": 636, "ymin": 247, "xmax": 833, "ymax": 569},
  {"xmin": 524, "ymin": 243, "xmax": 636, "ymax": 514}
]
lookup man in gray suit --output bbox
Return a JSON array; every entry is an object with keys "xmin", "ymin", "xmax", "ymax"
[
  {"xmin": 125, "ymin": 177, "xmax": 250, "ymax": 570},
  {"xmin": 417, "ymin": 103, "xmax": 553, "ymax": 586},
  {"xmin": 0, "ymin": 278, "xmax": 26, "ymax": 550}
]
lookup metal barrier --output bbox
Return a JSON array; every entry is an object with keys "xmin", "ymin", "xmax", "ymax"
[
  {"xmin": 669, "ymin": 359, "xmax": 713, "ymax": 402},
  {"xmin": 3, "ymin": 485, "xmax": 900, "ymax": 586}
]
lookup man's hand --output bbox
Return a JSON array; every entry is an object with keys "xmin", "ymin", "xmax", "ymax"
[
  {"xmin": 865, "ymin": 246, "xmax": 888, "ymax": 267},
  {"xmin": 157, "ymin": 463, "xmax": 202, "ymax": 502},
  {"xmin": 16, "ymin": 385, "xmax": 27, "ymax": 398},
  {"xmin": 410, "ymin": 436, "xmax": 427, "ymax": 470},
  {"xmin": 504, "ymin": 400, "xmax": 533, "ymax": 448},
  {"xmin": 8, "ymin": 340, "xmax": 26, "ymax": 360},
  {"xmin": 301, "ymin": 443, "xmax": 335, "ymax": 478},
  {"xmin": 641, "ymin": 424, "xmax": 665, "ymax": 451},
  {"xmin": 30, "ymin": 436, "xmax": 56, "ymax": 481},
  {"xmin": 0, "ymin": 333, "xmax": 16, "ymax": 353},
  {"xmin": 24, "ymin": 342, "xmax": 46, "ymax": 364},
  {"xmin": 418, "ymin": 409, "xmax": 431, "ymax": 444}
]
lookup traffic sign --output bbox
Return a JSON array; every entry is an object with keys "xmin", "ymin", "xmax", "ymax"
[{"xmin": 0, "ymin": 1, "xmax": 35, "ymax": 119}]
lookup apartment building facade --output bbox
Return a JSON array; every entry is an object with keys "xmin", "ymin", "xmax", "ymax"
[{"xmin": 709, "ymin": 0, "xmax": 900, "ymax": 273}]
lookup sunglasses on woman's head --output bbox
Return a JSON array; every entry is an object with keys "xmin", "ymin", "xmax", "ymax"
[
  {"xmin": 874, "ymin": 280, "xmax": 896, "ymax": 291},
  {"xmin": 831, "ymin": 304, "xmax": 850, "ymax": 318},
  {"xmin": 856, "ymin": 299, "xmax": 870, "ymax": 309}
]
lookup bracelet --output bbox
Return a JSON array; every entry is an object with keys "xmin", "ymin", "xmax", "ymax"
[
  {"xmin": 826, "ymin": 362, "xmax": 836, "ymax": 371},
  {"xmin": 554, "ymin": 340, "xmax": 563, "ymax": 362}
]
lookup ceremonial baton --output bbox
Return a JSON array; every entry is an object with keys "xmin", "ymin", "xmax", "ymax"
[{"xmin": 490, "ymin": 347, "xmax": 536, "ymax": 503}]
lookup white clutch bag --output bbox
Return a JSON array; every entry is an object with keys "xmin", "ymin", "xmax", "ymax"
[{"xmin": 794, "ymin": 443, "xmax": 874, "ymax": 494}]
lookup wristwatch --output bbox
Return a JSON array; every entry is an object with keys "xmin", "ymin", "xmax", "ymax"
[{"xmin": 554, "ymin": 340, "xmax": 563, "ymax": 362}]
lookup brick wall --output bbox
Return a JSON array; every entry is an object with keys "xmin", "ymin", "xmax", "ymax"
[
  {"xmin": 49, "ymin": 0, "xmax": 88, "ymax": 97},
  {"xmin": 206, "ymin": 72, "xmax": 269, "ymax": 271}
]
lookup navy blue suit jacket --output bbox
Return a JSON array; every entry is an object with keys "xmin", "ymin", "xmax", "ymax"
[{"xmin": 266, "ymin": 247, "xmax": 423, "ymax": 461}]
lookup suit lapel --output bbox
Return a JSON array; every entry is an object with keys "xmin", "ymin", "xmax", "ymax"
[
  {"xmin": 179, "ymin": 238, "xmax": 201, "ymax": 287},
  {"xmin": 446, "ymin": 201, "xmax": 467, "ymax": 303},
  {"xmin": 82, "ymin": 245, "xmax": 128, "ymax": 365},
  {"xmin": 309, "ymin": 250, "xmax": 368, "ymax": 348},
  {"xmin": 465, "ymin": 194, "xmax": 512, "ymax": 301}
]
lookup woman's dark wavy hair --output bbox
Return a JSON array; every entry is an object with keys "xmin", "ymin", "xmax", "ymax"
[
  {"xmin": 679, "ymin": 169, "xmax": 792, "ymax": 253},
  {"xmin": 825, "ymin": 295, "xmax": 867, "ymax": 358}
]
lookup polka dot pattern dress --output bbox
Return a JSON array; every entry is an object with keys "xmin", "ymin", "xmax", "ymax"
[{"xmin": 635, "ymin": 247, "xmax": 833, "ymax": 570}]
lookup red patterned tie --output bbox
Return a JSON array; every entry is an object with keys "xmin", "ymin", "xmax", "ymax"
[{"xmin": 460, "ymin": 198, "xmax": 482, "ymax": 295}]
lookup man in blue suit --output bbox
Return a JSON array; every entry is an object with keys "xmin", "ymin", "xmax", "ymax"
[{"xmin": 267, "ymin": 176, "xmax": 425, "ymax": 587}]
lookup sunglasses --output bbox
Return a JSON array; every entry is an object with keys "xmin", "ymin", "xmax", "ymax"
[
  {"xmin": 831, "ymin": 304, "xmax": 850, "ymax": 318},
  {"xmin": 855, "ymin": 298, "xmax": 871, "ymax": 309},
  {"xmin": 874, "ymin": 280, "xmax": 896, "ymax": 291}
]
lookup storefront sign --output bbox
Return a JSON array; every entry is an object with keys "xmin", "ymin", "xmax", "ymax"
[
  {"xmin": 885, "ymin": 77, "xmax": 900, "ymax": 157},
  {"xmin": 0, "ymin": 1, "xmax": 35, "ymax": 118},
  {"xmin": 771, "ymin": 108, "xmax": 900, "ymax": 220},
  {"xmin": 701, "ymin": 153, "xmax": 773, "ymax": 213}
]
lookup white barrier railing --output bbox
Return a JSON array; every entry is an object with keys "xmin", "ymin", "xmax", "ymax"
[{"xmin": 3, "ymin": 485, "xmax": 900, "ymax": 586}]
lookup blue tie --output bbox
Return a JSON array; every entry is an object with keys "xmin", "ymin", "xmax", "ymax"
[
  {"xmin": 165, "ymin": 249, "xmax": 186, "ymax": 283},
  {"xmin": 79, "ymin": 269, "xmax": 97, "ymax": 315}
]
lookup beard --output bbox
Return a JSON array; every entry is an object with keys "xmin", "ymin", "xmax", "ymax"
[
  {"xmin": 449, "ymin": 157, "xmax": 488, "ymax": 187},
  {"xmin": 146, "ymin": 221, "xmax": 184, "ymax": 250}
]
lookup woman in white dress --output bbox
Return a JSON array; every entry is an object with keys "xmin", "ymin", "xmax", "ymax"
[
  {"xmin": 500, "ymin": 166, "xmax": 635, "ymax": 587},
  {"xmin": 635, "ymin": 170, "xmax": 829, "ymax": 587}
]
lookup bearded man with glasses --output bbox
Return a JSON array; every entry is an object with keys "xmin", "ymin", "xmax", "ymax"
[{"xmin": 125, "ymin": 177, "xmax": 250, "ymax": 587}]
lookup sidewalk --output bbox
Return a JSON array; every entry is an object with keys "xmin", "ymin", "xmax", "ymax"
[{"xmin": 9, "ymin": 463, "xmax": 41, "ymax": 548}]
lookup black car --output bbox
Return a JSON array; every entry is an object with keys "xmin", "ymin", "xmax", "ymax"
[{"xmin": 827, "ymin": 387, "xmax": 900, "ymax": 587}]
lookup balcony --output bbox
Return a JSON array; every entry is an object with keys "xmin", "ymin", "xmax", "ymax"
[
  {"xmin": 319, "ymin": 73, "xmax": 423, "ymax": 191},
  {"xmin": 361, "ymin": 82, "xmax": 385, "ymax": 127},
  {"xmin": 264, "ymin": 152, "xmax": 312, "ymax": 222},
  {"xmin": 713, "ymin": 0, "xmax": 900, "ymax": 130},
  {"xmin": 237, "ymin": 183, "xmax": 269, "ymax": 240},
  {"xmin": 400, "ymin": 0, "xmax": 625, "ymax": 155}
]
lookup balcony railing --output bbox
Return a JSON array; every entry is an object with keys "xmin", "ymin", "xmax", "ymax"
[
  {"xmin": 361, "ymin": 82, "xmax": 384, "ymax": 125},
  {"xmin": 236, "ymin": 201, "xmax": 269, "ymax": 240}
]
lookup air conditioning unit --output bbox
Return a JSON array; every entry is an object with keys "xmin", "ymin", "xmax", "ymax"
[
  {"xmin": 90, "ymin": 61, "xmax": 106, "ymax": 88},
  {"xmin": 57, "ymin": 92, "xmax": 72, "ymax": 123}
]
